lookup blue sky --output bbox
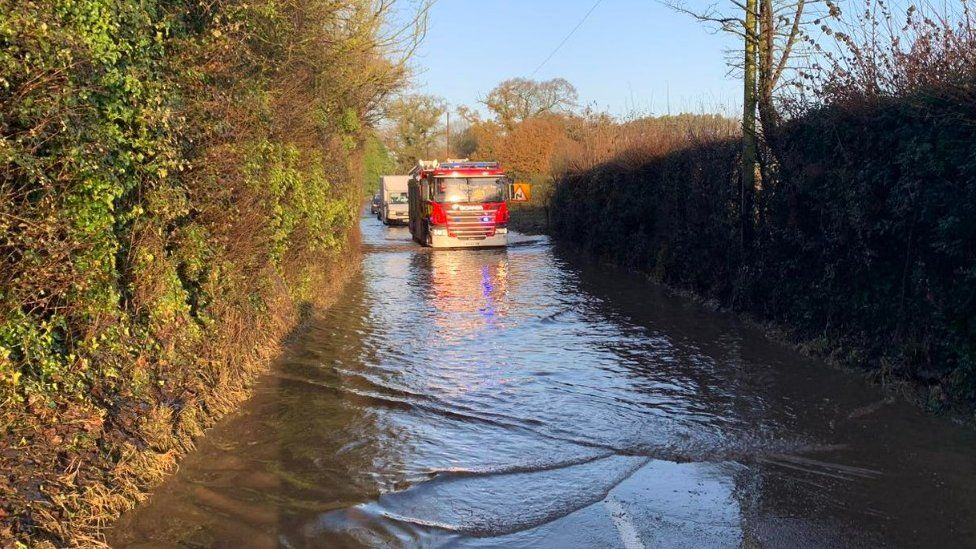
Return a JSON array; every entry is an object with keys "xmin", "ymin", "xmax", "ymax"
[{"xmin": 394, "ymin": 0, "xmax": 743, "ymax": 118}]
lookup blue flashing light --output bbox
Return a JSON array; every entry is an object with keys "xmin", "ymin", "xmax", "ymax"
[{"xmin": 439, "ymin": 161, "xmax": 500, "ymax": 170}]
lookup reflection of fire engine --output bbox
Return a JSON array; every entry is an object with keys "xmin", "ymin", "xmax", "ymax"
[
  {"xmin": 423, "ymin": 250, "xmax": 511, "ymax": 397},
  {"xmin": 408, "ymin": 160, "xmax": 510, "ymax": 248},
  {"xmin": 428, "ymin": 249, "xmax": 509, "ymax": 339}
]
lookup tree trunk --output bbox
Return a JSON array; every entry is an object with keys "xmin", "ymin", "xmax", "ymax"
[
  {"xmin": 742, "ymin": 0, "xmax": 759, "ymax": 252},
  {"xmin": 757, "ymin": 0, "xmax": 777, "ymax": 135}
]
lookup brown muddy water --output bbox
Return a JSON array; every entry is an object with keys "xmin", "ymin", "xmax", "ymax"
[{"xmin": 109, "ymin": 213, "xmax": 976, "ymax": 548}]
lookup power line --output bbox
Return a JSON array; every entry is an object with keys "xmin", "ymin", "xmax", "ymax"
[{"xmin": 529, "ymin": 0, "xmax": 605, "ymax": 78}]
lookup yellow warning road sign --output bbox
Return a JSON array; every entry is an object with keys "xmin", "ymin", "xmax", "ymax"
[{"xmin": 511, "ymin": 182, "xmax": 531, "ymax": 202}]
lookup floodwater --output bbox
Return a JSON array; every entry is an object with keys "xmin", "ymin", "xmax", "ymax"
[{"xmin": 110, "ymin": 213, "xmax": 976, "ymax": 548}]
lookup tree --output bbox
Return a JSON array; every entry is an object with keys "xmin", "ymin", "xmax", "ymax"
[
  {"xmin": 385, "ymin": 94, "xmax": 446, "ymax": 170},
  {"xmin": 363, "ymin": 133, "xmax": 396, "ymax": 195},
  {"xmin": 743, "ymin": 0, "xmax": 759, "ymax": 249},
  {"xmin": 481, "ymin": 78, "xmax": 579, "ymax": 131},
  {"xmin": 662, "ymin": 0, "xmax": 835, "ymax": 248},
  {"xmin": 499, "ymin": 116, "xmax": 568, "ymax": 177},
  {"xmin": 453, "ymin": 105, "xmax": 504, "ymax": 161},
  {"xmin": 663, "ymin": 1, "xmax": 825, "ymax": 128}
]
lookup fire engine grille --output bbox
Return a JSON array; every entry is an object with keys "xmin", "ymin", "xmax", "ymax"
[{"xmin": 447, "ymin": 208, "xmax": 497, "ymax": 240}]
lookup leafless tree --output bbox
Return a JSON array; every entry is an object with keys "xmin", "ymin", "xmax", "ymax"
[
  {"xmin": 481, "ymin": 78, "xmax": 579, "ymax": 131},
  {"xmin": 661, "ymin": 0, "xmax": 838, "ymax": 249}
]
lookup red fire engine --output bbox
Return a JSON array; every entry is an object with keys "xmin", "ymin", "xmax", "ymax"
[{"xmin": 407, "ymin": 160, "xmax": 511, "ymax": 248}]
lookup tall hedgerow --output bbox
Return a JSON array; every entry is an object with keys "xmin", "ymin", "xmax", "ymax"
[
  {"xmin": 0, "ymin": 0, "xmax": 419, "ymax": 544},
  {"xmin": 550, "ymin": 1, "xmax": 976, "ymax": 413},
  {"xmin": 363, "ymin": 133, "xmax": 396, "ymax": 196}
]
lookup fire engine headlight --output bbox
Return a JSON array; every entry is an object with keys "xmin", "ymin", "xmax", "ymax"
[{"xmin": 431, "ymin": 227, "xmax": 447, "ymax": 236}]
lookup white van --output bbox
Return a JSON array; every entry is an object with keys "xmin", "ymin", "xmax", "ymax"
[{"xmin": 379, "ymin": 175, "xmax": 410, "ymax": 225}]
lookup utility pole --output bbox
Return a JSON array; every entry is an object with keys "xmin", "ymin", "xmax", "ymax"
[
  {"xmin": 666, "ymin": 81, "xmax": 671, "ymax": 116},
  {"xmin": 446, "ymin": 110, "xmax": 451, "ymax": 158},
  {"xmin": 741, "ymin": 0, "xmax": 758, "ymax": 252}
]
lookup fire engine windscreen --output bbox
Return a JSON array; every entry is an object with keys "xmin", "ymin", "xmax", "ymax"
[{"xmin": 435, "ymin": 177, "xmax": 505, "ymax": 203}]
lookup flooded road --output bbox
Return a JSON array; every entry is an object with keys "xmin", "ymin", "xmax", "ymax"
[{"xmin": 111, "ymin": 214, "xmax": 976, "ymax": 548}]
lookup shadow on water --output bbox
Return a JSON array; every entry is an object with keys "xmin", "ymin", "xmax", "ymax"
[
  {"xmin": 553, "ymin": 244, "xmax": 976, "ymax": 545},
  {"xmin": 109, "ymin": 215, "xmax": 976, "ymax": 548}
]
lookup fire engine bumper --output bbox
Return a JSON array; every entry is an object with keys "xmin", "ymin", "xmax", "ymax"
[{"xmin": 430, "ymin": 228, "xmax": 508, "ymax": 248}]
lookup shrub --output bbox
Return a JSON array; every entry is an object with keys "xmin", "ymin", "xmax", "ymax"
[
  {"xmin": 551, "ymin": 87, "xmax": 976, "ymax": 409},
  {"xmin": 0, "ymin": 0, "xmax": 409, "ymax": 544}
]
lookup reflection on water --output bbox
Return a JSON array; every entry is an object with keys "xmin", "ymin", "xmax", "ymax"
[
  {"xmin": 424, "ymin": 247, "xmax": 509, "ymax": 338},
  {"xmin": 109, "ymin": 219, "xmax": 976, "ymax": 548}
]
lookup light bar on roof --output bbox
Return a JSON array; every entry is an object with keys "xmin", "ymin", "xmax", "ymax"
[{"xmin": 438, "ymin": 161, "xmax": 500, "ymax": 170}]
